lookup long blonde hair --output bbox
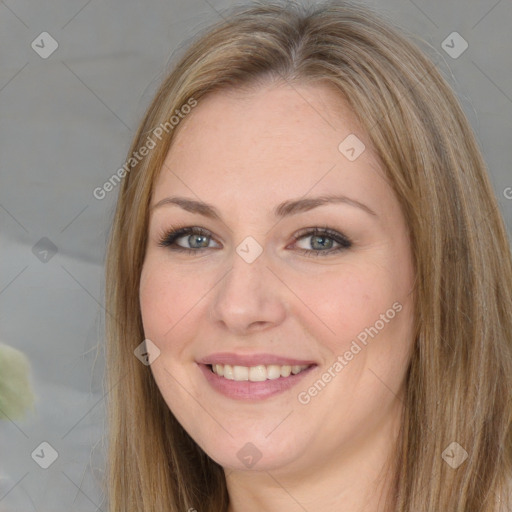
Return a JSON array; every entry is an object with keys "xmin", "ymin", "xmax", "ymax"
[{"xmin": 103, "ymin": 1, "xmax": 512, "ymax": 510}]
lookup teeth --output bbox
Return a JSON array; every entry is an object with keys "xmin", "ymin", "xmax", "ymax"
[
  {"xmin": 223, "ymin": 364, "xmax": 234, "ymax": 380},
  {"xmin": 233, "ymin": 365, "xmax": 248, "ymax": 381},
  {"xmin": 249, "ymin": 365, "xmax": 266, "ymax": 382},
  {"xmin": 267, "ymin": 365, "xmax": 281, "ymax": 380},
  {"xmin": 280, "ymin": 365, "xmax": 291, "ymax": 377},
  {"xmin": 210, "ymin": 363, "xmax": 310, "ymax": 381}
]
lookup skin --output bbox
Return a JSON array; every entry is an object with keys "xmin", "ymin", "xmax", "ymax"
[{"xmin": 139, "ymin": 81, "xmax": 416, "ymax": 512}]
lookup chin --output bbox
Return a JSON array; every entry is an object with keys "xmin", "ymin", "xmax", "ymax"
[{"xmin": 197, "ymin": 429, "xmax": 307, "ymax": 473}]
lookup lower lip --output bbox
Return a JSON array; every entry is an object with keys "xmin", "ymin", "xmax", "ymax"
[{"xmin": 197, "ymin": 363, "xmax": 316, "ymax": 401}]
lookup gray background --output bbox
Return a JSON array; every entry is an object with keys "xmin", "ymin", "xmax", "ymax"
[{"xmin": 0, "ymin": 0, "xmax": 511, "ymax": 510}]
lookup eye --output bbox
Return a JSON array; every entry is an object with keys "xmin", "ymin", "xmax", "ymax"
[
  {"xmin": 291, "ymin": 227, "xmax": 352, "ymax": 257},
  {"xmin": 157, "ymin": 226, "xmax": 220, "ymax": 254}
]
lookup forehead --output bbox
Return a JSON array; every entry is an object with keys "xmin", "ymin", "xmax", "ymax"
[
  {"xmin": 166, "ymin": 81, "xmax": 366, "ymax": 164},
  {"xmin": 152, "ymin": 82, "xmax": 389, "ymax": 218}
]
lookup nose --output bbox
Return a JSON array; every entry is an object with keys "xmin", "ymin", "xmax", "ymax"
[{"xmin": 209, "ymin": 248, "xmax": 287, "ymax": 335}]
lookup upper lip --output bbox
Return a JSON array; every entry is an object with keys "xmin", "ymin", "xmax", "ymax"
[{"xmin": 197, "ymin": 352, "xmax": 317, "ymax": 367}]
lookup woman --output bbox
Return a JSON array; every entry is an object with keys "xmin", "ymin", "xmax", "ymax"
[{"xmin": 103, "ymin": 1, "xmax": 512, "ymax": 510}]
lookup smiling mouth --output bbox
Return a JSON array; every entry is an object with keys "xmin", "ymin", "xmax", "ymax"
[{"xmin": 208, "ymin": 363, "xmax": 313, "ymax": 382}]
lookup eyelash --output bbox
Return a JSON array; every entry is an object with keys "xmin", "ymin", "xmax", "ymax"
[{"xmin": 157, "ymin": 224, "xmax": 352, "ymax": 257}]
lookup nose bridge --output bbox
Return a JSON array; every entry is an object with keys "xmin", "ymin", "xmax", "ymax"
[
  {"xmin": 210, "ymin": 244, "xmax": 286, "ymax": 332},
  {"xmin": 218, "ymin": 247, "xmax": 269, "ymax": 308}
]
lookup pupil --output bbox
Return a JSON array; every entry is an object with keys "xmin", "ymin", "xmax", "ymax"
[
  {"xmin": 190, "ymin": 234, "xmax": 209, "ymax": 248},
  {"xmin": 311, "ymin": 235, "xmax": 333, "ymax": 250}
]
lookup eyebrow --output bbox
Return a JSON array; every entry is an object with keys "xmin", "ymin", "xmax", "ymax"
[{"xmin": 150, "ymin": 194, "xmax": 377, "ymax": 219}]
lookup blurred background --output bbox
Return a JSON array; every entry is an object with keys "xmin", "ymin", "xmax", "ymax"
[{"xmin": 0, "ymin": 0, "xmax": 511, "ymax": 510}]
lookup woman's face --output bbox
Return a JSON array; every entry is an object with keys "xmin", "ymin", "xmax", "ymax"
[{"xmin": 139, "ymin": 82, "xmax": 415, "ymax": 474}]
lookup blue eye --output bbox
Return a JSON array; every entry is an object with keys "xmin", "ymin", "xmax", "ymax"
[
  {"xmin": 157, "ymin": 226, "xmax": 352, "ymax": 256},
  {"xmin": 292, "ymin": 228, "xmax": 352, "ymax": 256},
  {"xmin": 157, "ymin": 226, "xmax": 218, "ymax": 254}
]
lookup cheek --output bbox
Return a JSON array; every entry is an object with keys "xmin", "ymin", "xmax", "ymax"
[
  {"xmin": 139, "ymin": 261, "xmax": 190, "ymax": 344},
  {"xmin": 139, "ymin": 259, "xmax": 219, "ymax": 352},
  {"xmin": 139, "ymin": 263, "xmax": 168, "ymax": 339},
  {"xmin": 138, "ymin": 262, "xmax": 201, "ymax": 412},
  {"xmin": 288, "ymin": 265, "xmax": 393, "ymax": 350}
]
